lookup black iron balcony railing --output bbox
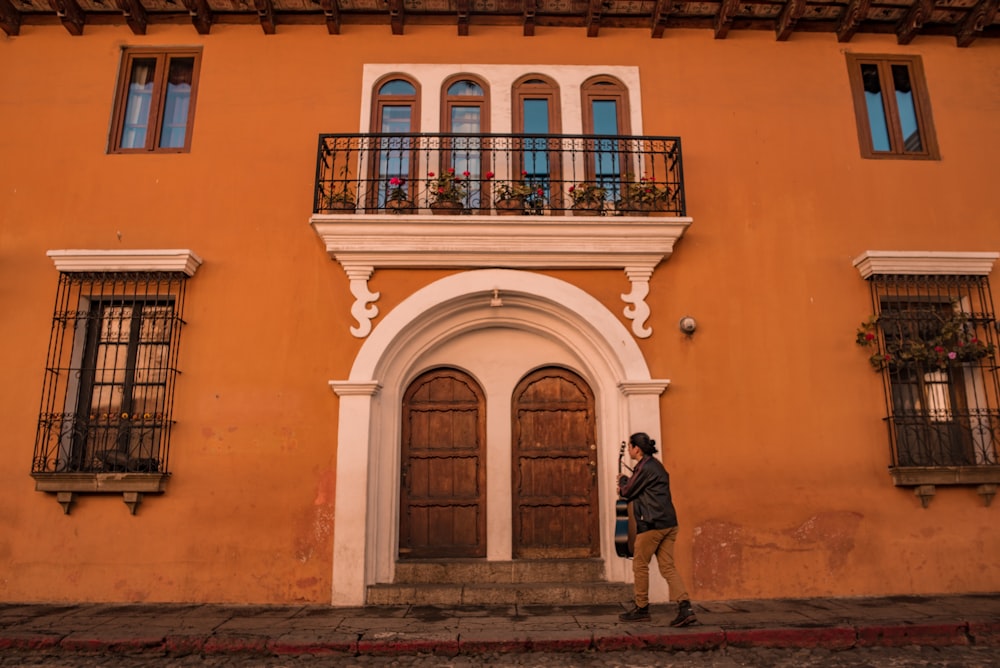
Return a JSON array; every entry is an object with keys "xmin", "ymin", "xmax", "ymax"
[{"xmin": 313, "ymin": 133, "xmax": 685, "ymax": 217}]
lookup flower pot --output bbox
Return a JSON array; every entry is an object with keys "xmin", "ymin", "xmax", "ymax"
[
  {"xmin": 323, "ymin": 200, "xmax": 356, "ymax": 214},
  {"xmin": 571, "ymin": 203, "xmax": 602, "ymax": 216},
  {"xmin": 430, "ymin": 201, "xmax": 464, "ymax": 215},
  {"xmin": 495, "ymin": 198, "xmax": 525, "ymax": 215},
  {"xmin": 617, "ymin": 200, "xmax": 653, "ymax": 216},
  {"xmin": 385, "ymin": 199, "xmax": 416, "ymax": 214}
]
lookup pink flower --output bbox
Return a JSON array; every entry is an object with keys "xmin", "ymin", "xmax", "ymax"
[
  {"xmin": 948, "ymin": 352, "xmax": 958, "ymax": 360},
  {"xmin": 389, "ymin": 177, "xmax": 402, "ymax": 186}
]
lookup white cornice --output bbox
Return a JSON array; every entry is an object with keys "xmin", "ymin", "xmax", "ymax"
[
  {"xmin": 311, "ymin": 213, "xmax": 692, "ymax": 339},
  {"xmin": 853, "ymin": 251, "xmax": 999, "ymax": 278},
  {"xmin": 47, "ymin": 249, "xmax": 204, "ymax": 276}
]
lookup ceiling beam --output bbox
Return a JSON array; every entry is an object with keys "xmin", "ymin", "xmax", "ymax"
[
  {"xmin": 522, "ymin": 0, "xmax": 536, "ymax": 36},
  {"xmin": 114, "ymin": 0, "xmax": 147, "ymax": 35},
  {"xmin": 775, "ymin": 0, "xmax": 806, "ymax": 41},
  {"xmin": 457, "ymin": 0, "xmax": 470, "ymax": 35},
  {"xmin": 836, "ymin": 0, "xmax": 871, "ymax": 42},
  {"xmin": 320, "ymin": 0, "xmax": 340, "ymax": 34},
  {"xmin": 180, "ymin": 0, "xmax": 212, "ymax": 35},
  {"xmin": 254, "ymin": 0, "xmax": 276, "ymax": 34},
  {"xmin": 895, "ymin": 0, "xmax": 932, "ymax": 45},
  {"xmin": 388, "ymin": 0, "xmax": 404, "ymax": 34},
  {"xmin": 0, "ymin": 0, "xmax": 20, "ymax": 36},
  {"xmin": 47, "ymin": 0, "xmax": 85, "ymax": 35},
  {"xmin": 586, "ymin": 0, "xmax": 603, "ymax": 37},
  {"xmin": 714, "ymin": 0, "xmax": 739, "ymax": 39},
  {"xmin": 651, "ymin": 0, "xmax": 672, "ymax": 38},
  {"xmin": 956, "ymin": 0, "xmax": 999, "ymax": 47}
]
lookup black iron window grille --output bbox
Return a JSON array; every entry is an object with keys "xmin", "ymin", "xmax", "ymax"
[
  {"xmin": 313, "ymin": 132, "xmax": 685, "ymax": 217},
  {"xmin": 864, "ymin": 274, "xmax": 1000, "ymax": 469},
  {"xmin": 33, "ymin": 271, "xmax": 188, "ymax": 477}
]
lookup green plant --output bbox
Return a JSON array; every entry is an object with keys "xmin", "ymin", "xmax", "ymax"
[
  {"xmin": 386, "ymin": 176, "xmax": 410, "ymax": 202},
  {"xmin": 321, "ymin": 185, "xmax": 356, "ymax": 208},
  {"xmin": 567, "ymin": 182, "xmax": 606, "ymax": 207},
  {"xmin": 426, "ymin": 167, "xmax": 469, "ymax": 204},
  {"xmin": 856, "ymin": 312, "xmax": 996, "ymax": 371},
  {"xmin": 620, "ymin": 173, "xmax": 671, "ymax": 207},
  {"xmin": 491, "ymin": 170, "xmax": 540, "ymax": 200}
]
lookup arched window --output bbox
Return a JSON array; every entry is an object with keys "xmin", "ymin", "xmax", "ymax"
[
  {"xmin": 442, "ymin": 76, "xmax": 489, "ymax": 209},
  {"xmin": 581, "ymin": 75, "xmax": 631, "ymax": 203},
  {"xmin": 370, "ymin": 75, "xmax": 420, "ymax": 209},
  {"xmin": 512, "ymin": 75, "xmax": 561, "ymax": 208}
]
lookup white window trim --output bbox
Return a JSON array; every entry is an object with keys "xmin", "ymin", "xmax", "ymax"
[
  {"xmin": 47, "ymin": 249, "xmax": 204, "ymax": 276},
  {"xmin": 853, "ymin": 250, "xmax": 999, "ymax": 278}
]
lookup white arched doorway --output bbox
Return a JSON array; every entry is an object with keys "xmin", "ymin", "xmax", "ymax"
[{"xmin": 328, "ymin": 269, "xmax": 669, "ymax": 606}]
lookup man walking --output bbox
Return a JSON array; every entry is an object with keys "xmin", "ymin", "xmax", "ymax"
[{"xmin": 617, "ymin": 431, "xmax": 698, "ymax": 626}]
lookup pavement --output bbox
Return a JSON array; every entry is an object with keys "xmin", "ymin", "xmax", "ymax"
[{"xmin": 0, "ymin": 594, "xmax": 998, "ymax": 658}]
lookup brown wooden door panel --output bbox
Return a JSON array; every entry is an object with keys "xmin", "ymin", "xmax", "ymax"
[
  {"xmin": 401, "ymin": 369, "xmax": 486, "ymax": 559},
  {"xmin": 512, "ymin": 367, "xmax": 599, "ymax": 559}
]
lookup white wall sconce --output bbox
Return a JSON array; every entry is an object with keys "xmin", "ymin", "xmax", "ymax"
[{"xmin": 679, "ymin": 316, "xmax": 697, "ymax": 335}]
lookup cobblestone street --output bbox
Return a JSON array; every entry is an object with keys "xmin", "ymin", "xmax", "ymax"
[{"xmin": 1, "ymin": 645, "xmax": 999, "ymax": 667}]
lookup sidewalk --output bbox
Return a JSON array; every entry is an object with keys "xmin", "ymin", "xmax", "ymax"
[{"xmin": 0, "ymin": 594, "xmax": 997, "ymax": 657}]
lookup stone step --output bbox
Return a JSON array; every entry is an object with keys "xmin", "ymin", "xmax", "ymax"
[
  {"xmin": 393, "ymin": 558, "xmax": 606, "ymax": 584},
  {"xmin": 368, "ymin": 559, "xmax": 629, "ymax": 606},
  {"xmin": 366, "ymin": 581, "xmax": 632, "ymax": 606}
]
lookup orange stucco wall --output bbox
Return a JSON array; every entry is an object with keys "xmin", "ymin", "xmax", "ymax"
[{"xmin": 1, "ymin": 23, "xmax": 998, "ymax": 604}]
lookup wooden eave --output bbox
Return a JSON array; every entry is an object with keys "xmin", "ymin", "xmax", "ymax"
[{"xmin": 2, "ymin": 0, "xmax": 997, "ymax": 46}]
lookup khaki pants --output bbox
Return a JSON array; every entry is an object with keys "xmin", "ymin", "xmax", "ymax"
[{"xmin": 631, "ymin": 526, "xmax": 689, "ymax": 608}]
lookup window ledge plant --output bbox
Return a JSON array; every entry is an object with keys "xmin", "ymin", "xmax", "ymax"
[
  {"xmin": 618, "ymin": 174, "xmax": 670, "ymax": 212},
  {"xmin": 567, "ymin": 182, "xmax": 606, "ymax": 211},
  {"xmin": 856, "ymin": 312, "xmax": 996, "ymax": 371},
  {"xmin": 426, "ymin": 168, "xmax": 469, "ymax": 207}
]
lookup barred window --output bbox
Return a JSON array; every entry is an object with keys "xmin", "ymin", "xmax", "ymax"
[
  {"xmin": 863, "ymin": 274, "xmax": 999, "ymax": 470},
  {"xmin": 32, "ymin": 266, "xmax": 194, "ymax": 513}
]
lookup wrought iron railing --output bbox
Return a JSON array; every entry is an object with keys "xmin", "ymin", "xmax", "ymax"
[{"xmin": 313, "ymin": 132, "xmax": 685, "ymax": 217}]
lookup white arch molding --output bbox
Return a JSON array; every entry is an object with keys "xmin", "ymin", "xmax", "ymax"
[{"xmin": 328, "ymin": 269, "xmax": 669, "ymax": 606}]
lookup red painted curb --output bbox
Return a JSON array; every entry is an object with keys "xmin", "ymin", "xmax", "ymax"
[
  {"xmin": 357, "ymin": 638, "xmax": 460, "ymax": 656},
  {"xmin": 163, "ymin": 634, "xmax": 206, "ymax": 654},
  {"xmin": 725, "ymin": 626, "xmax": 857, "ymax": 650},
  {"xmin": 592, "ymin": 633, "xmax": 646, "ymax": 651},
  {"xmin": 969, "ymin": 621, "xmax": 1000, "ymax": 646},
  {"xmin": 856, "ymin": 623, "xmax": 969, "ymax": 647},
  {"xmin": 201, "ymin": 635, "xmax": 271, "ymax": 654},
  {"xmin": 528, "ymin": 636, "xmax": 593, "ymax": 652},
  {"xmin": 0, "ymin": 635, "xmax": 63, "ymax": 651},
  {"xmin": 641, "ymin": 628, "xmax": 726, "ymax": 651},
  {"xmin": 458, "ymin": 638, "xmax": 533, "ymax": 654}
]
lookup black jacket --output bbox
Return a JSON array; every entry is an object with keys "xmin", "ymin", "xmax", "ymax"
[{"xmin": 619, "ymin": 454, "xmax": 678, "ymax": 534}]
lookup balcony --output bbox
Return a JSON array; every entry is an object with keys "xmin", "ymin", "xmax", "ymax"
[
  {"xmin": 310, "ymin": 132, "xmax": 693, "ymax": 341},
  {"xmin": 312, "ymin": 132, "xmax": 686, "ymax": 217}
]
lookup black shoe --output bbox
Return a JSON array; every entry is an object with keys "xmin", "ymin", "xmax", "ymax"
[
  {"xmin": 619, "ymin": 604, "xmax": 651, "ymax": 622},
  {"xmin": 670, "ymin": 601, "xmax": 698, "ymax": 627}
]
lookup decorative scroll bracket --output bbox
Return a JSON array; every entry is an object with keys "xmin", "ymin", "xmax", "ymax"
[{"xmin": 312, "ymin": 213, "xmax": 692, "ymax": 340}]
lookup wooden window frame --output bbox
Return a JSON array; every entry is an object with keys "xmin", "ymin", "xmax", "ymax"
[
  {"xmin": 109, "ymin": 46, "xmax": 202, "ymax": 154},
  {"xmin": 512, "ymin": 75, "xmax": 562, "ymax": 208},
  {"xmin": 368, "ymin": 74, "xmax": 421, "ymax": 210},
  {"xmin": 441, "ymin": 75, "xmax": 490, "ymax": 212},
  {"xmin": 845, "ymin": 53, "xmax": 939, "ymax": 161}
]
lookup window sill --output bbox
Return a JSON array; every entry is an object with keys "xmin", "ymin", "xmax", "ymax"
[
  {"xmin": 889, "ymin": 466, "xmax": 1000, "ymax": 507},
  {"xmin": 32, "ymin": 472, "xmax": 169, "ymax": 514}
]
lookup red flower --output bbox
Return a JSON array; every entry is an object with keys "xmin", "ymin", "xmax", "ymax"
[
  {"xmin": 865, "ymin": 332, "xmax": 875, "ymax": 341},
  {"xmin": 428, "ymin": 172, "xmax": 435, "ymax": 178},
  {"xmin": 463, "ymin": 170, "xmax": 470, "ymax": 177},
  {"xmin": 485, "ymin": 171, "xmax": 494, "ymax": 179},
  {"xmin": 447, "ymin": 167, "xmax": 455, "ymax": 174}
]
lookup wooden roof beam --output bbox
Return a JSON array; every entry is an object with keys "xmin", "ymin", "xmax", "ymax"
[
  {"xmin": 114, "ymin": 0, "xmax": 147, "ymax": 35},
  {"xmin": 180, "ymin": 0, "xmax": 212, "ymax": 35},
  {"xmin": 895, "ymin": 0, "xmax": 932, "ymax": 44},
  {"xmin": 523, "ymin": 0, "xmax": 536, "ymax": 36},
  {"xmin": 836, "ymin": 0, "xmax": 871, "ymax": 42},
  {"xmin": 47, "ymin": 0, "xmax": 85, "ymax": 35},
  {"xmin": 956, "ymin": 0, "xmax": 999, "ymax": 47},
  {"xmin": 253, "ymin": 0, "xmax": 276, "ymax": 34},
  {"xmin": 714, "ymin": 0, "xmax": 739, "ymax": 39},
  {"xmin": 775, "ymin": 0, "xmax": 806, "ymax": 41},
  {"xmin": 320, "ymin": 0, "xmax": 341, "ymax": 34},
  {"xmin": 651, "ymin": 0, "xmax": 672, "ymax": 38},
  {"xmin": 457, "ymin": 0, "xmax": 470, "ymax": 35},
  {"xmin": 388, "ymin": 0, "xmax": 404, "ymax": 34},
  {"xmin": 586, "ymin": 0, "xmax": 603, "ymax": 37},
  {"xmin": 0, "ymin": 0, "xmax": 21, "ymax": 36}
]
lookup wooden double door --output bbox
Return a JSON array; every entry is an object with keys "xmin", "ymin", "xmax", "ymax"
[{"xmin": 399, "ymin": 366, "xmax": 599, "ymax": 560}]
